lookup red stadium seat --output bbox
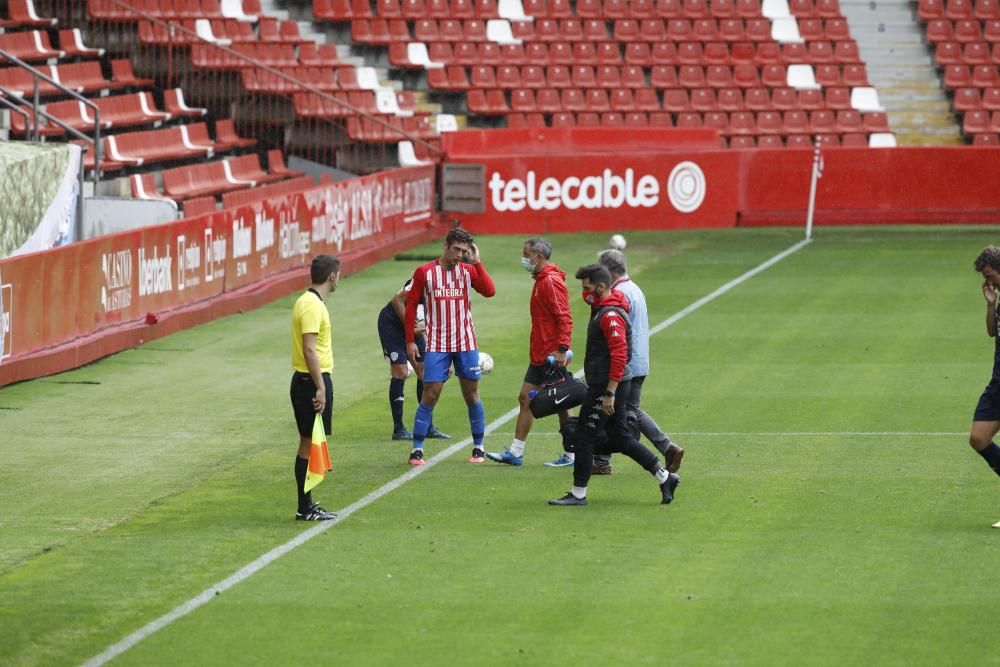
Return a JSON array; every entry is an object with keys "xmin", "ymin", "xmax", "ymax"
[
  {"xmin": 652, "ymin": 64, "xmax": 680, "ymax": 87},
  {"xmin": 744, "ymin": 87, "xmax": 771, "ymax": 110},
  {"xmin": 661, "ymin": 87, "xmax": 691, "ymax": 110}
]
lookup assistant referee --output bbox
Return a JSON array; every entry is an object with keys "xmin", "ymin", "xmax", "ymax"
[{"xmin": 290, "ymin": 254, "xmax": 341, "ymax": 521}]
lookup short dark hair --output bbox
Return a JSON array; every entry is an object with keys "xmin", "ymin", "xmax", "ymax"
[
  {"xmin": 311, "ymin": 254, "xmax": 341, "ymax": 284},
  {"xmin": 575, "ymin": 263, "xmax": 612, "ymax": 286},
  {"xmin": 525, "ymin": 237, "xmax": 552, "ymax": 259},
  {"xmin": 445, "ymin": 227, "xmax": 474, "ymax": 248},
  {"xmin": 597, "ymin": 249, "xmax": 627, "ymax": 276},
  {"xmin": 974, "ymin": 245, "xmax": 1000, "ymax": 272}
]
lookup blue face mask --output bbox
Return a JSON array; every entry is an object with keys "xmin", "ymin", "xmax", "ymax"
[{"xmin": 520, "ymin": 257, "xmax": 535, "ymax": 273}]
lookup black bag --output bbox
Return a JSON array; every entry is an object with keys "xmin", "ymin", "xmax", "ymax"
[{"xmin": 529, "ymin": 371, "xmax": 587, "ymax": 419}]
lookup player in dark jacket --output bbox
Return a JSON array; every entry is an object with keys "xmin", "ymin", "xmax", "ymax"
[{"xmin": 549, "ymin": 264, "xmax": 680, "ymax": 506}]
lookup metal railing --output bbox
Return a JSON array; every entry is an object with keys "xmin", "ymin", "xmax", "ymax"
[
  {"xmin": 38, "ymin": 0, "xmax": 444, "ymax": 175},
  {"xmin": 0, "ymin": 48, "xmax": 103, "ymax": 225}
]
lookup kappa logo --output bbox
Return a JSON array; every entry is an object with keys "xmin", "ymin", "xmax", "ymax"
[{"xmin": 0, "ymin": 271, "xmax": 11, "ymax": 363}]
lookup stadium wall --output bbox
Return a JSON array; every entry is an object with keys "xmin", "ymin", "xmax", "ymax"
[
  {"xmin": 0, "ymin": 166, "xmax": 439, "ymax": 388},
  {"xmin": 442, "ymin": 129, "xmax": 1000, "ymax": 232}
]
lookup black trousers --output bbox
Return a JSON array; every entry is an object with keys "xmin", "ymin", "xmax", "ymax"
[{"xmin": 572, "ymin": 380, "xmax": 662, "ymax": 488}]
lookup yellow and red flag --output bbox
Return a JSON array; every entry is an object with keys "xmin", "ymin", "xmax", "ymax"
[{"xmin": 304, "ymin": 413, "xmax": 332, "ymax": 493}]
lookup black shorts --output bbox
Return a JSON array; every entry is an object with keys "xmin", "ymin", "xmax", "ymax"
[
  {"xmin": 377, "ymin": 308, "xmax": 425, "ymax": 365},
  {"xmin": 523, "ymin": 362, "xmax": 567, "ymax": 387},
  {"xmin": 974, "ymin": 381, "xmax": 1000, "ymax": 422},
  {"xmin": 290, "ymin": 371, "xmax": 333, "ymax": 438}
]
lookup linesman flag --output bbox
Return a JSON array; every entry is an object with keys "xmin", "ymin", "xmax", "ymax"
[{"xmin": 304, "ymin": 413, "xmax": 332, "ymax": 493}]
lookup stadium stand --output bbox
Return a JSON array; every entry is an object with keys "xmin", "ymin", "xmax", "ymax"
[{"xmin": 918, "ymin": 0, "xmax": 1000, "ymax": 142}]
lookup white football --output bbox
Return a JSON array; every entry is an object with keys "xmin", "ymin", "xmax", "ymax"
[
  {"xmin": 609, "ymin": 234, "xmax": 627, "ymax": 250},
  {"xmin": 478, "ymin": 351, "xmax": 494, "ymax": 375}
]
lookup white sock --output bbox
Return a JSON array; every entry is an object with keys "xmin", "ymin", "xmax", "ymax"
[
  {"xmin": 509, "ymin": 439, "xmax": 525, "ymax": 457},
  {"xmin": 571, "ymin": 485, "xmax": 587, "ymax": 499},
  {"xmin": 654, "ymin": 468, "xmax": 670, "ymax": 484}
]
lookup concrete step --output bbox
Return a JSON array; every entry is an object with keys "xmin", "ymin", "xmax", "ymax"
[
  {"xmin": 864, "ymin": 54, "xmax": 936, "ymax": 67},
  {"xmin": 895, "ymin": 133, "xmax": 966, "ymax": 145},
  {"xmin": 843, "ymin": 7, "xmax": 918, "ymax": 21}
]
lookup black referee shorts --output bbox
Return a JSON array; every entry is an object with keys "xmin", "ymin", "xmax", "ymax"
[{"xmin": 290, "ymin": 371, "xmax": 333, "ymax": 438}]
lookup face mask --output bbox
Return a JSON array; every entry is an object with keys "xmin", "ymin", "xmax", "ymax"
[
  {"xmin": 582, "ymin": 289, "xmax": 598, "ymax": 305},
  {"xmin": 520, "ymin": 257, "xmax": 535, "ymax": 273}
]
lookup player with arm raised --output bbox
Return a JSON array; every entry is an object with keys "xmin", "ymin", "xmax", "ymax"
[
  {"xmin": 969, "ymin": 246, "xmax": 1000, "ymax": 527},
  {"xmin": 404, "ymin": 228, "xmax": 496, "ymax": 465}
]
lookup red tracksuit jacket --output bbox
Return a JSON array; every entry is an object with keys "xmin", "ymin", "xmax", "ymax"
[{"xmin": 529, "ymin": 263, "xmax": 573, "ymax": 366}]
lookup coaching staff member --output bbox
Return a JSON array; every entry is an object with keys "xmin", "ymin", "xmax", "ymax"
[
  {"xmin": 549, "ymin": 263, "xmax": 680, "ymax": 506},
  {"xmin": 290, "ymin": 254, "xmax": 340, "ymax": 521},
  {"xmin": 486, "ymin": 237, "xmax": 573, "ymax": 466}
]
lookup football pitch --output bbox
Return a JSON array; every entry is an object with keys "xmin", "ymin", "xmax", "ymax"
[{"xmin": 2, "ymin": 226, "xmax": 999, "ymax": 666}]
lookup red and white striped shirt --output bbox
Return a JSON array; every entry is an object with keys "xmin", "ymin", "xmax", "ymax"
[{"xmin": 405, "ymin": 260, "xmax": 496, "ymax": 352}]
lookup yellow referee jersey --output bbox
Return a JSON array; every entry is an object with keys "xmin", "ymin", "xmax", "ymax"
[{"xmin": 291, "ymin": 290, "xmax": 333, "ymax": 373}]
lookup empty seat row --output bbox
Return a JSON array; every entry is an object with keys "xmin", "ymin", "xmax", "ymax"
[
  {"xmin": 943, "ymin": 63, "xmax": 1000, "ymax": 87},
  {"xmin": 0, "ymin": 59, "xmax": 151, "ymax": 97},
  {"xmin": 7, "ymin": 89, "xmax": 205, "ymax": 135},
  {"xmin": 189, "ymin": 42, "xmax": 345, "ymax": 69},
  {"xmin": 132, "ymin": 153, "xmax": 288, "ymax": 204},
  {"xmin": 88, "ymin": 0, "xmax": 260, "ymax": 22},
  {"xmin": 469, "ymin": 84, "xmax": 874, "ymax": 113},
  {"xmin": 345, "ymin": 114, "xmax": 437, "ymax": 142},
  {"xmin": 316, "ymin": 0, "xmax": 500, "ymax": 19},
  {"xmin": 291, "ymin": 90, "xmax": 399, "ymax": 117},
  {"xmin": 0, "ymin": 0, "xmax": 56, "ymax": 28},
  {"xmin": 504, "ymin": 110, "xmax": 886, "ymax": 137},
  {"xmin": 390, "ymin": 38, "xmax": 860, "ymax": 68},
  {"xmin": 919, "ymin": 0, "xmax": 1000, "ymax": 21},
  {"xmin": 486, "ymin": 86, "xmax": 885, "ymax": 117},
  {"xmin": 935, "ymin": 40, "xmax": 1000, "ymax": 63},
  {"xmin": 953, "ymin": 85, "xmax": 1000, "ymax": 108},
  {"xmin": 239, "ymin": 66, "xmax": 392, "ymax": 93},
  {"xmin": 925, "ymin": 18, "xmax": 1000, "ymax": 43},
  {"xmin": 95, "ymin": 120, "xmax": 255, "ymax": 171},
  {"xmin": 0, "ymin": 27, "xmax": 102, "ymax": 62},
  {"xmin": 432, "ymin": 63, "xmax": 869, "ymax": 90},
  {"xmin": 351, "ymin": 15, "xmax": 852, "ymax": 43},
  {"xmin": 137, "ymin": 16, "xmax": 303, "ymax": 45}
]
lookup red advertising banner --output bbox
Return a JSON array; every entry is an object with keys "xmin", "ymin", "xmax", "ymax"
[
  {"xmin": 444, "ymin": 129, "xmax": 739, "ymax": 234},
  {"xmin": 0, "ymin": 166, "xmax": 436, "ymax": 386}
]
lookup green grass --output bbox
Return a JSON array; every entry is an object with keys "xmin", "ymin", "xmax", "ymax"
[{"xmin": 1, "ymin": 226, "xmax": 998, "ymax": 666}]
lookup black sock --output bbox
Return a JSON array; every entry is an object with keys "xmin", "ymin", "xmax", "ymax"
[
  {"xmin": 978, "ymin": 442, "xmax": 1000, "ymax": 477},
  {"xmin": 295, "ymin": 455, "xmax": 312, "ymax": 511},
  {"xmin": 389, "ymin": 378, "xmax": 405, "ymax": 431}
]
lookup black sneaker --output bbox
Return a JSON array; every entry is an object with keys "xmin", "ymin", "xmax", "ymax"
[
  {"xmin": 549, "ymin": 492, "xmax": 588, "ymax": 506},
  {"xmin": 426, "ymin": 426, "xmax": 451, "ymax": 439},
  {"xmin": 660, "ymin": 473, "xmax": 681, "ymax": 505},
  {"xmin": 664, "ymin": 443, "xmax": 685, "ymax": 473},
  {"xmin": 296, "ymin": 503, "xmax": 337, "ymax": 521},
  {"xmin": 392, "ymin": 428, "xmax": 414, "ymax": 441}
]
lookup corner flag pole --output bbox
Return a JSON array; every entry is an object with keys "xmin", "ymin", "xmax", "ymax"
[{"xmin": 805, "ymin": 139, "xmax": 824, "ymax": 241}]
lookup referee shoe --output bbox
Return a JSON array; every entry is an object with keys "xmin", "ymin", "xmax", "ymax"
[
  {"xmin": 296, "ymin": 503, "xmax": 337, "ymax": 521},
  {"xmin": 426, "ymin": 426, "xmax": 451, "ymax": 439}
]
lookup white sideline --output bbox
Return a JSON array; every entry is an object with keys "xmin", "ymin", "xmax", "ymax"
[{"xmin": 82, "ymin": 237, "xmax": 812, "ymax": 667}]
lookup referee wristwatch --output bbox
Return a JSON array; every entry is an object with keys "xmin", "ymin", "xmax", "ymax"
[{"xmin": 603, "ymin": 390, "xmax": 615, "ymax": 397}]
